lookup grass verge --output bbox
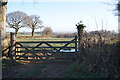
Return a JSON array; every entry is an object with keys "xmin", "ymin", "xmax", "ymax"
[
  {"xmin": 63, "ymin": 62, "xmax": 107, "ymax": 78},
  {"xmin": 14, "ymin": 63, "xmax": 46, "ymax": 78},
  {"xmin": 2, "ymin": 59, "xmax": 22, "ymax": 69}
]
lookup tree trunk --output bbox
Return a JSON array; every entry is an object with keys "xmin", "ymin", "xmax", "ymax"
[
  {"xmin": 15, "ymin": 29, "xmax": 18, "ymax": 36},
  {"xmin": 0, "ymin": 0, "xmax": 7, "ymax": 79},
  {"xmin": 118, "ymin": 4, "xmax": 120, "ymax": 40},
  {"xmin": 0, "ymin": 0, "xmax": 7, "ymax": 47},
  {"xmin": 32, "ymin": 29, "xmax": 35, "ymax": 36}
]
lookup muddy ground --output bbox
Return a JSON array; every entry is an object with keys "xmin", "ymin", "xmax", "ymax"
[{"xmin": 2, "ymin": 61, "xmax": 72, "ymax": 78}]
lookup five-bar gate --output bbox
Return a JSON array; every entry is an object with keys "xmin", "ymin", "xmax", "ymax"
[{"xmin": 14, "ymin": 37, "xmax": 78, "ymax": 62}]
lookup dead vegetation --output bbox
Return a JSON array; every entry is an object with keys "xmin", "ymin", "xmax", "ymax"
[{"xmin": 77, "ymin": 32, "xmax": 120, "ymax": 78}]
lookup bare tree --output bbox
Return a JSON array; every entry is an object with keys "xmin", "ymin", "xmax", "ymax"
[
  {"xmin": 42, "ymin": 27, "xmax": 53, "ymax": 36},
  {"xmin": 6, "ymin": 11, "xmax": 29, "ymax": 36},
  {"xmin": 26, "ymin": 15, "xmax": 43, "ymax": 36}
]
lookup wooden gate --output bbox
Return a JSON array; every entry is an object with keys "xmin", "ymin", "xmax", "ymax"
[{"xmin": 14, "ymin": 37, "xmax": 78, "ymax": 62}]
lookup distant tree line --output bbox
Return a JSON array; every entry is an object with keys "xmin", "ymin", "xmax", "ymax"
[
  {"xmin": 54, "ymin": 33, "xmax": 77, "ymax": 38},
  {"xmin": 6, "ymin": 11, "xmax": 53, "ymax": 36},
  {"xmin": 54, "ymin": 30, "xmax": 118, "ymax": 39}
]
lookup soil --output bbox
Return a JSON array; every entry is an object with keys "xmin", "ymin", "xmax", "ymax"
[
  {"xmin": 35, "ymin": 62, "xmax": 71, "ymax": 78},
  {"xmin": 2, "ymin": 61, "xmax": 72, "ymax": 78},
  {"xmin": 2, "ymin": 63, "xmax": 36, "ymax": 78}
]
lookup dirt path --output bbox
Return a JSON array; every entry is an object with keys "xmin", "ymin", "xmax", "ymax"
[
  {"xmin": 34, "ymin": 62, "xmax": 71, "ymax": 78},
  {"xmin": 2, "ymin": 63, "xmax": 37, "ymax": 78},
  {"xmin": 2, "ymin": 62, "xmax": 71, "ymax": 78}
]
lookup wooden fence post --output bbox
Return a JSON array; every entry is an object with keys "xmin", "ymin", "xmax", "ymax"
[
  {"xmin": 9, "ymin": 32, "xmax": 16, "ymax": 59},
  {"xmin": 76, "ymin": 20, "xmax": 86, "ymax": 54},
  {"xmin": 75, "ymin": 36, "xmax": 77, "ymax": 53}
]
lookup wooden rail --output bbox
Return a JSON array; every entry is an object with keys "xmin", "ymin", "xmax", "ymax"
[
  {"xmin": 16, "ymin": 41, "xmax": 75, "ymax": 43},
  {"xmin": 2, "ymin": 46, "xmax": 10, "ymax": 57}
]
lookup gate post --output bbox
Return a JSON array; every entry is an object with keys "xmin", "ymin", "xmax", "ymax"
[
  {"xmin": 75, "ymin": 36, "xmax": 77, "ymax": 53},
  {"xmin": 76, "ymin": 20, "xmax": 86, "ymax": 54},
  {"xmin": 9, "ymin": 32, "xmax": 16, "ymax": 59}
]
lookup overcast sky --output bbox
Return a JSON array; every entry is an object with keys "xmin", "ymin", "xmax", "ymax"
[{"xmin": 7, "ymin": 0, "xmax": 118, "ymax": 33}]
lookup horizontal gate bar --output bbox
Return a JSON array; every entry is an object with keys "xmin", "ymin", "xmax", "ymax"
[
  {"xmin": 16, "ymin": 50, "xmax": 75, "ymax": 53},
  {"xmin": 15, "ymin": 53, "xmax": 76, "ymax": 57},
  {"xmin": 15, "ymin": 55, "xmax": 72, "ymax": 58},
  {"xmin": 16, "ymin": 41, "xmax": 75, "ymax": 43},
  {"xmin": 16, "ymin": 47, "xmax": 75, "ymax": 48},
  {"xmin": 16, "ymin": 58, "xmax": 74, "ymax": 61}
]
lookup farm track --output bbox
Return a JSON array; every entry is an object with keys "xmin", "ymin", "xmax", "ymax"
[
  {"xmin": 34, "ymin": 62, "xmax": 71, "ymax": 78},
  {"xmin": 2, "ymin": 61, "xmax": 72, "ymax": 78},
  {"xmin": 2, "ymin": 63, "xmax": 37, "ymax": 78}
]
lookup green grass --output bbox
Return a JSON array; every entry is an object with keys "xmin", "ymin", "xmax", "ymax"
[
  {"xmin": 2, "ymin": 59, "xmax": 47, "ymax": 78},
  {"xmin": 63, "ymin": 62, "xmax": 107, "ymax": 78},
  {"xmin": 14, "ymin": 63, "xmax": 46, "ymax": 78},
  {"xmin": 2, "ymin": 59, "xmax": 23, "ymax": 69}
]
